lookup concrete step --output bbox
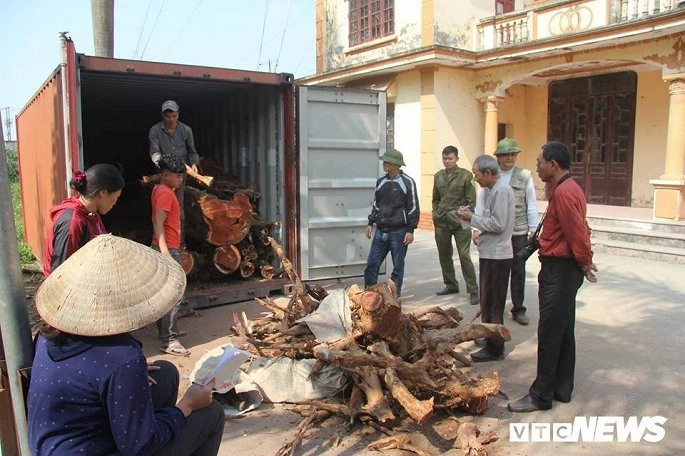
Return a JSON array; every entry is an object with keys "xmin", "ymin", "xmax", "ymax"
[
  {"xmin": 591, "ymin": 225, "xmax": 685, "ymax": 250},
  {"xmin": 591, "ymin": 238, "xmax": 685, "ymax": 264},
  {"xmin": 586, "ymin": 215, "xmax": 685, "ymax": 235}
]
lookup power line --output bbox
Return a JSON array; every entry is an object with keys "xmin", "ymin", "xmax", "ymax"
[
  {"xmin": 132, "ymin": 0, "xmax": 153, "ymax": 59},
  {"xmin": 234, "ymin": 2, "xmax": 311, "ymax": 69},
  {"xmin": 163, "ymin": 0, "xmax": 204, "ymax": 59},
  {"xmin": 140, "ymin": 0, "xmax": 166, "ymax": 60},
  {"xmin": 256, "ymin": 0, "xmax": 270, "ymax": 70},
  {"xmin": 2, "ymin": 107, "xmax": 13, "ymax": 142},
  {"xmin": 274, "ymin": 0, "xmax": 293, "ymax": 72}
]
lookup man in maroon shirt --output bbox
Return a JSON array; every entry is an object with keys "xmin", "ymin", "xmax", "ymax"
[{"xmin": 508, "ymin": 141, "xmax": 598, "ymax": 413}]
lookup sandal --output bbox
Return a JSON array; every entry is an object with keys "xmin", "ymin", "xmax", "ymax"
[
  {"xmin": 161, "ymin": 340, "xmax": 190, "ymax": 357},
  {"xmin": 158, "ymin": 330, "xmax": 188, "ymax": 340}
]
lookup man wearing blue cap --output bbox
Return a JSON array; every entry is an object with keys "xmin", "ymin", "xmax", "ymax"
[{"xmin": 364, "ymin": 148, "xmax": 420, "ymax": 297}]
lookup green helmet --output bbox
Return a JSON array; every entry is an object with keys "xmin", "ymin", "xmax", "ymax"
[
  {"xmin": 378, "ymin": 148, "xmax": 406, "ymax": 166},
  {"xmin": 495, "ymin": 138, "xmax": 522, "ymax": 155}
]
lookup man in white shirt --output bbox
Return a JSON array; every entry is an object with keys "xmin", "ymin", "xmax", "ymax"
[{"xmin": 473, "ymin": 138, "xmax": 538, "ymax": 325}]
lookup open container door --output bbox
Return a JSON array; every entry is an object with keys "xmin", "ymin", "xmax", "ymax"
[
  {"xmin": 297, "ymin": 86, "xmax": 386, "ymax": 280},
  {"xmin": 16, "ymin": 35, "xmax": 81, "ymax": 261}
]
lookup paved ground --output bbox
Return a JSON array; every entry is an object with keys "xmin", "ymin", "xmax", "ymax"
[{"xmin": 137, "ymin": 229, "xmax": 685, "ymax": 456}]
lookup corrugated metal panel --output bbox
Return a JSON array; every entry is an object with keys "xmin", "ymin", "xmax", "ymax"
[
  {"xmin": 297, "ymin": 87, "xmax": 386, "ymax": 280},
  {"xmin": 78, "ymin": 69, "xmax": 287, "ymax": 230},
  {"xmin": 78, "ymin": 55, "xmax": 292, "ymax": 86},
  {"xmin": 16, "ymin": 70, "xmax": 67, "ymax": 261}
]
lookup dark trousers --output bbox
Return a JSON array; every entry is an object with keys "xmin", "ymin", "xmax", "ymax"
[
  {"xmin": 529, "ymin": 257, "xmax": 584, "ymax": 408},
  {"xmin": 364, "ymin": 229, "xmax": 408, "ymax": 296},
  {"xmin": 479, "ymin": 258, "xmax": 512, "ymax": 356},
  {"xmin": 150, "ymin": 361, "xmax": 226, "ymax": 456},
  {"xmin": 510, "ymin": 234, "xmax": 528, "ymax": 316},
  {"xmin": 434, "ymin": 226, "xmax": 478, "ymax": 294}
]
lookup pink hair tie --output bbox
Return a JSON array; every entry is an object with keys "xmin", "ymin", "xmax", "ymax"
[{"xmin": 73, "ymin": 171, "xmax": 87, "ymax": 184}]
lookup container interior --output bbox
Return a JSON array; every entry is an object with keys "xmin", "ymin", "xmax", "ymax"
[{"xmin": 77, "ymin": 67, "xmax": 288, "ymax": 288}]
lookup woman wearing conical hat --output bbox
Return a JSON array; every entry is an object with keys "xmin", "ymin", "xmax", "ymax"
[{"xmin": 27, "ymin": 235, "xmax": 225, "ymax": 455}]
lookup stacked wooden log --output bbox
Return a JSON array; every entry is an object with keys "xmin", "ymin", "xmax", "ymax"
[
  {"xmin": 181, "ymin": 186, "xmax": 280, "ymax": 281},
  {"xmin": 230, "ymin": 239, "xmax": 506, "ymax": 456}
]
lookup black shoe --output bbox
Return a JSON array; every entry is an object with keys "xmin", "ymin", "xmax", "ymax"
[
  {"xmin": 469, "ymin": 292, "xmax": 479, "ymax": 306},
  {"xmin": 508, "ymin": 394, "xmax": 551, "ymax": 413},
  {"xmin": 436, "ymin": 287, "xmax": 459, "ymax": 296},
  {"xmin": 512, "ymin": 313, "xmax": 529, "ymax": 325},
  {"xmin": 554, "ymin": 393, "xmax": 572, "ymax": 403},
  {"xmin": 474, "ymin": 338, "xmax": 486, "ymax": 347},
  {"xmin": 470, "ymin": 348, "xmax": 504, "ymax": 362}
]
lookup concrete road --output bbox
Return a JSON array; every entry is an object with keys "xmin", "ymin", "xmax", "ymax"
[{"xmin": 141, "ymin": 229, "xmax": 685, "ymax": 456}]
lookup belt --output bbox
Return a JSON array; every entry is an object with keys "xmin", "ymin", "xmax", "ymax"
[{"xmin": 539, "ymin": 255, "xmax": 575, "ymax": 263}]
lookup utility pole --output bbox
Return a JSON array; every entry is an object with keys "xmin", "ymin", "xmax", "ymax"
[
  {"xmin": 0, "ymin": 107, "xmax": 33, "ymax": 455},
  {"xmin": 91, "ymin": 0, "xmax": 114, "ymax": 57}
]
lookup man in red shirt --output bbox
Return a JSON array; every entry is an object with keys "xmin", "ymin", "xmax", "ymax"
[
  {"xmin": 152, "ymin": 154, "xmax": 189, "ymax": 356},
  {"xmin": 509, "ymin": 141, "xmax": 597, "ymax": 413}
]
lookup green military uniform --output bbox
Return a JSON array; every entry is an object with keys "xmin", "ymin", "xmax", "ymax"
[{"xmin": 432, "ymin": 167, "xmax": 479, "ymax": 294}]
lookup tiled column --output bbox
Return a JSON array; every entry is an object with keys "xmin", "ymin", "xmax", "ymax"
[
  {"xmin": 483, "ymin": 96, "xmax": 502, "ymax": 155},
  {"xmin": 419, "ymin": 68, "xmax": 437, "ymax": 230},
  {"xmin": 651, "ymin": 78, "xmax": 685, "ymax": 220}
]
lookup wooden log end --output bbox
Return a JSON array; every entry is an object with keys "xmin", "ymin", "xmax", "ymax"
[
  {"xmin": 240, "ymin": 261, "xmax": 255, "ymax": 278},
  {"xmin": 213, "ymin": 245, "xmax": 241, "ymax": 274},
  {"xmin": 260, "ymin": 264, "xmax": 275, "ymax": 280},
  {"xmin": 361, "ymin": 291, "xmax": 382, "ymax": 312},
  {"xmin": 179, "ymin": 249, "xmax": 195, "ymax": 275}
]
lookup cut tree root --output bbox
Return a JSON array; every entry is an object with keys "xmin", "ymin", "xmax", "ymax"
[
  {"xmin": 367, "ymin": 435, "xmax": 433, "ymax": 456},
  {"xmin": 275, "ymin": 407, "xmax": 331, "ymax": 456},
  {"xmin": 454, "ymin": 422, "xmax": 489, "ymax": 456},
  {"xmin": 230, "ymin": 243, "xmax": 507, "ymax": 456}
]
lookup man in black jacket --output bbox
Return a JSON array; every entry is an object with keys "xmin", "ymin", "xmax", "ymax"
[{"xmin": 364, "ymin": 148, "xmax": 420, "ymax": 296}]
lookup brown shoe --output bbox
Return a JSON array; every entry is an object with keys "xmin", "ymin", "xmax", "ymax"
[{"xmin": 508, "ymin": 394, "xmax": 551, "ymax": 413}]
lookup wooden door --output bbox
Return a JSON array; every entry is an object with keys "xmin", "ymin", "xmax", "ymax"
[{"xmin": 547, "ymin": 72, "xmax": 636, "ymax": 206}]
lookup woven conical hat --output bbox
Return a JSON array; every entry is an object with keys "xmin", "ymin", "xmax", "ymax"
[{"xmin": 36, "ymin": 234, "xmax": 186, "ymax": 336}]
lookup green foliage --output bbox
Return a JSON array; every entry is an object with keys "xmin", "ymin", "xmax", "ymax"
[{"xmin": 6, "ymin": 147, "xmax": 36, "ymax": 266}]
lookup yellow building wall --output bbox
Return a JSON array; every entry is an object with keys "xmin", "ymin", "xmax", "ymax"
[
  {"xmin": 322, "ymin": 0, "xmax": 422, "ymax": 72},
  {"xmin": 494, "ymin": 83, "xmax": 548, "ymax": 197},
  {"xmin": 474, "ymin": 36, "xmax": 682, "ymax": 97},
  {"xmin": 393, "ymin": 71, "xmax": 422, "ymax": 188},
  {"xmin": 433, "ymin": 0, "xmax": 494, "ymax": 49},
  {"xmin": 633, "ymin": 70, "xmax": 670, "ymax": 207},
  {"xmin": 433, "ymin": 68, "xmax": 483, "ymax": 170}
]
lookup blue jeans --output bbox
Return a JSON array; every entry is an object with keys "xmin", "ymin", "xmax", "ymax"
[
  {"xmin": 364, "ymin": 229, "xmax": 408, "ymax": 296},
  {"xmin": 152, "ymin": 246, "xmax": 182, "ymax": 342}
]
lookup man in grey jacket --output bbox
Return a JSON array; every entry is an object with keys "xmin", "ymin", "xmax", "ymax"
[
  {"xmin": 457, "ymin": 155, "xmax": 514, "ymax": 362},
  {"xmin": 149, "ymin": 100, "xmax": 200, "ymax": 248}
]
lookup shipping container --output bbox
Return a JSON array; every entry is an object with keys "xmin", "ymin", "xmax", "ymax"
[{"xmin": 16, "ymin": 36, "xmax": 386, "ymax": 308}]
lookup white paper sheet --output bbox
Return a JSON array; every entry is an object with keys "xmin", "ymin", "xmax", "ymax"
[{"xmin": 191, "ymin": 345, "xmax": 251, "ymax": 393}]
